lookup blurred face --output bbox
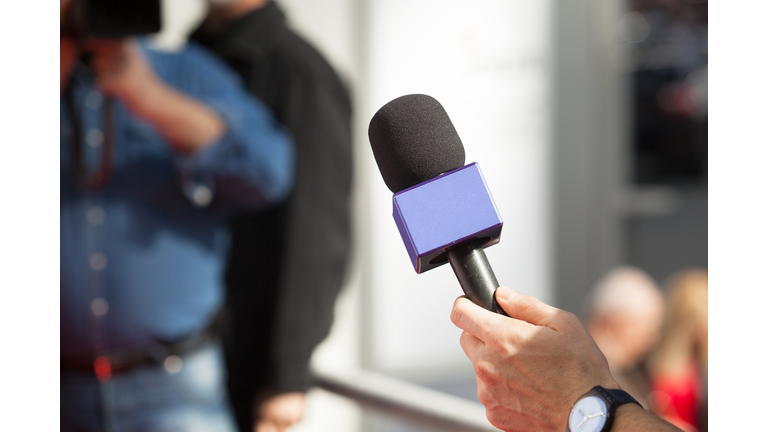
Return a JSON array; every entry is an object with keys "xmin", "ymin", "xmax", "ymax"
[
  {"xmin": 620, "ymin": 315, "xmax": 661, "ymax": 363},
  {"xmin": 615, "ymin": 307, "xmax": 663, "ymax": 363}
]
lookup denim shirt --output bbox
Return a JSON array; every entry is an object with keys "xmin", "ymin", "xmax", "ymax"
[{"xmin": 60, "ymin": 41, "xmax": 295, "ymax": 364}]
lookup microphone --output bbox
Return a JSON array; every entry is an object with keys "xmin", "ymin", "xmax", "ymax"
[{"xmin": 368, "ymin": 94, "xmax": 507, "ymax": 315}]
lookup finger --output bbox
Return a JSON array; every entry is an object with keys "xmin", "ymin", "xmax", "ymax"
[
  {"xmin": 90, "ymin": 62, "xmax": 119, "ymax": 78},
  {"xmin": 475, "ymin": 376, "xmax": 493, "ymax": 407},
  {"xmin": 270, "ymin": 413, "xmax": 302, "ymax": 429},
  {"xmin": 255, "ymin": 421, "xmax": 278, "ymax": 432},
  {"xmin": 458, "ymin": 330, "xmax": 484, "ymax": 362},
  {"xmin": 91, "ymin": 52, "xmax": 127, "ymax": 69},
  {"xmin": 451, "ymin": 296, "xmax": 507, "ymax": 343},
  {"xmin": 495, "ymin": 286, "xmax": 562, "ymax": 328},
  {"xmin": 85, "ymin": 39, "xmax": 121, "ymax": 55},
  {"xmin": 272, "ymin": 418, "xmax": 295, "ymax": 432}
]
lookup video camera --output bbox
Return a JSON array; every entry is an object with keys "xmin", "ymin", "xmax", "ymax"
[
  {"xmin": 61, "ymin": 0, "xmax": 163, "ymax": 191},
  {"xmin": 64, "ymin": 0, "xmax": 162, "ymax": 39}
]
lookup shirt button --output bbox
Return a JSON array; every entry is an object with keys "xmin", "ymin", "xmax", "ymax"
[
  {"xmin": 89, "ymin": 253, "xmax": 108, "ymax": 271},
  {"xmin": 87, "ymin": 207, "xmax": 106, "ymax": 225},
  {"xmin": 91, "ymin": 298, "xmax": 109, "ymax": 317},
  {"xmin": 164, "ymin": 355, "xmax": 183, "ymax": 374},
  {"xmin": 86, "ymin": 129, "xmax": 104, "ymax": 148},
  {"xmin": 192, "ymin": 185, "xmax": 213, "ymax": 207},
  {"xmin": 85, "ymin": 91, "xmax": 102, "ymax": 109}
]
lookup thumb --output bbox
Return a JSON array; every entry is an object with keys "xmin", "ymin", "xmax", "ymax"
[
  {"xmin": 495, "ymin": 286, "xmax": 561, "ymax": 328},
  {"xmin": 255, "ymin": 421, "xmax": 279, "ymax": 432}
]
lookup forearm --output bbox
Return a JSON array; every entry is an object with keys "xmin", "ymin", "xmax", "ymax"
[
  {"xmin": 61, "ymin": 38, "xmax": 78, "ymax": 92},
  {"xmin": 612, "ymin": 403, "xmax": 683, "ymax": 432},
  {"xmin": 135, "ymin": 81, "xmax": 225, "ymax": 153}
]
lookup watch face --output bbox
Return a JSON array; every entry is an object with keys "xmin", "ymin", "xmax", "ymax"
[{"xmin": 569, "ymin": 395, "xmax": 608, "ymax": 432}]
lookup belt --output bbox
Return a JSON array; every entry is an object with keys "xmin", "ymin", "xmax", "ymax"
[{"xmin": 61, "ymin": 315, "xmax": 221, "ymax": 383}]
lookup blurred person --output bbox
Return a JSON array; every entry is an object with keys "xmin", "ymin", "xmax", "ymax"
[
  {"xmin": 451, "ymin": 287, "xmax": 683, "ymax": 432},
  {"xmin": 646, "ymin": 269, "xmax": 708, "ymax": 432},
  {"xmin": 190, "ymin": 1, "xmax": 353, "ymax": 432},
  {"xmin": 584, "ymin": 267, "xmax": 664, "ymax": 406},
  {"xmin": 59, "ymin": 1, "xmax": 295, "ymax": 430}
]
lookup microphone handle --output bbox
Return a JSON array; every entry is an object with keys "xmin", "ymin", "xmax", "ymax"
[{"xmin": 447, "ymin": 241, "xmax": 508, "ymax": 316}]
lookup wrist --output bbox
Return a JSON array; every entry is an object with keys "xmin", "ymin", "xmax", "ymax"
[
  {"xmin": 570, "ymin": 376, "xmax": 621, "ymax": 409},
  {"xmin": 117, "ymin": 76, "xmax": 226, "ymax": 153},
  {"xmin": 567, "ymin": 386, "xmax": 642, "ymax": 432},
  {"xmin": 599, "ymin": 376, "xmax": 622, "ymax": 392},
  {"xmin": 610, "ymin": 403, "xmax": 646, "ymax": 432},
  {"xmin": 124, "ymin": 78, "xmax": 165, "ymax": 118}
]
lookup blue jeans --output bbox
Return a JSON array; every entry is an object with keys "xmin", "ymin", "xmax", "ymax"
[{"xmin": 61, "ymin": 341, "xmax": 238, "ymax": 432}]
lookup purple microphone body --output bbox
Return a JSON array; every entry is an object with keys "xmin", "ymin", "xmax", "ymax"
[
  {"xmin": 393, "ymin": 162, "xmax": 502, "ymax": 273},
  {"xmin": 369, "ymin": 94, "xmax": 506, "ymax": 315}
]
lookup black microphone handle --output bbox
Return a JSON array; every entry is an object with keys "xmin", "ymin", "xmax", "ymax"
[{"xmin": 447, "ymin": 241, "xmax": 508, "ymax": 316}]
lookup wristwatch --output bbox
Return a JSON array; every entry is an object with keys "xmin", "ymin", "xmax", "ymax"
[{"xmin": 566, "ymin": 385, "xmax": 642, "ymax": 432}]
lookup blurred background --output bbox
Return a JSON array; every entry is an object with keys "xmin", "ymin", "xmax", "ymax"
[{"xmin": 151, "ymin": 0, "xmax": 707, "ymax": 430}]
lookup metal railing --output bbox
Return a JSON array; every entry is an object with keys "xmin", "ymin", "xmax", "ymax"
[{"xmin": 312, "ymin": 366, "xmax": 499, "ymax": 432}]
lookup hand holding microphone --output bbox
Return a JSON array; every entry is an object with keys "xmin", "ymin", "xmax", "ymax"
[
  {"xmin": 368, "ymin": 94, "xmax": 506, "ymax": 315},
  {"xmin": 368, "ymin": 94, "xmax": 683, "ymax": 432}
]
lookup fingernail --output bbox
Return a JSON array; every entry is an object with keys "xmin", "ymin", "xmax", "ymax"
[{"xmin": 496, "ymin": 286, "xmax": 518, "ymax": 301}]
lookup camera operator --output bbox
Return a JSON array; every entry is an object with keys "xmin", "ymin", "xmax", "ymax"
[
  {"xmin": 59, "ymin": 1, "xmax": 295, "ymax": 431},
  {"xmin": 451, "ymin": 287, "xmax": 684, "ymax": 432}
]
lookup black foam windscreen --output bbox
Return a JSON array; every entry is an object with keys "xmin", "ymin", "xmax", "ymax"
[{"xmin": 368, "ymin": 94, "xmax": 466, "ymax": 193}]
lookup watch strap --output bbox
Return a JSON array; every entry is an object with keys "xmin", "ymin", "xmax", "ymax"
[
  {"xmin": 593, "ymin": 386, "xmax": 642, "ymax": 409},
  {"xmin": 566, "ymin": 386, "xmax": 642, "ymax": 432}
]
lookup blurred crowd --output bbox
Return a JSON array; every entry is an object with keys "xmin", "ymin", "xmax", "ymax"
[{"xmin": 584, "ymin": 266, "xmax": 708, "ymax": 432}]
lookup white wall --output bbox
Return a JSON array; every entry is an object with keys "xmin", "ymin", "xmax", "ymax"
[{"xmin": 363, "ymin": 0, "xmax": 553, "ymax": 377}]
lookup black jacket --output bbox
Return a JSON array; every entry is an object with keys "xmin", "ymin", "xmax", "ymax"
[{"xmin": 191, "ymin": 3, "xmax": 353, "ymax": 430}]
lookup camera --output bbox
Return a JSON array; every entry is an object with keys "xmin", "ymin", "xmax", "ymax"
[{"xmin": 65, "ymin": 0, "xmax": 162, "ymax": 39}]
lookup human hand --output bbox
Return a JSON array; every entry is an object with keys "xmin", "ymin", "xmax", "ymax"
[
  {"xmin": 60, "ymin": 0, "xmax": 78, "ymax": 91},
  {"xmin": 254, "ymin": 392, "xmax": 306, "ymax": 432},
  {"xmin": 88, "ymin": 40, "xmax": 161, "ymax": 116},
  {"xmin": 451, "ymin": 286, "xmax": 620, "ymax": 432},
  {"xmin": 86, "ymin": 39, "xmax": 226, "ymax": 153}
]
